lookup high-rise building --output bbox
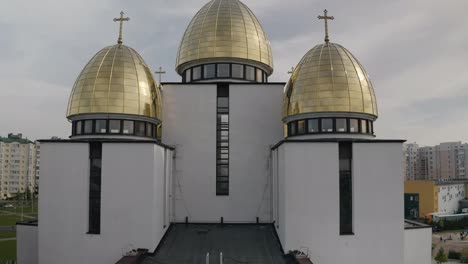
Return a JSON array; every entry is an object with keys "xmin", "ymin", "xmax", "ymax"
[
  {"xmin": 404, "ymin": 142, "xmax": 468, "ymax": 180},
  {"xmin": 403, "ymin": 143, "xmax": 419, "ymax": 180},
  {"xmin": 0, "ymin": 133, "xmax": 39, "ymax": 199}
]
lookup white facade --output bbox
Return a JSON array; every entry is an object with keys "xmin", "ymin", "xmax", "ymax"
[
  {"xmin": 272, "ymin": 141, "xmax": 404, "ymax": 264},
  {"xmin": 38, "ymin": 142, "xmax": 173, "ymax": 264},
  {"xmin": 162, "ymin": 83, "xmax": 284, "ymax": 222},
  {"xmin": 437, "ymin": 183, "xmax": 465, "ymax": 214},
  {"xmin": 17, "ymin": 223, "xmax": 38, "ymax": 264},
  {"xmin": 403, "ymin": 226, "xmax": 432, "ymax": 264}
]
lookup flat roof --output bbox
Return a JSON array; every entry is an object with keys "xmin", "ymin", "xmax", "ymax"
[
  {"xmin": 271, "ymin": 138, "xmax": 406, "ymax": 150},
  {"xmin": 142, "ymin": 224, "xmax": 293, "ymax": 264},
  {"xmin": 38, "ymin": 138, "xmax": 174, "ymax": 150}
]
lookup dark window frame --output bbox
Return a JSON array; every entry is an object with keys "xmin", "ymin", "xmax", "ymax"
[
  {"xmin": 287, "ymin": 117, "xmax": 374, "ymax": 137},
  {"xmin": 71, "ymin": 119, "xmax": 159, "ymax": 139},
  {"xmin": 182, "ymin": 63, "xmax": 267, "ymax": 83},
  {"xmin": 88, "ymin": 142, "xmax": 102, "ymax": 234},
  {"xmin": 339, "ymin": 142, "xmax": 353, "ymax": 235},
  {"xmin": 216, "ymin": 84, "xmax": 230, "ymax": 196}
]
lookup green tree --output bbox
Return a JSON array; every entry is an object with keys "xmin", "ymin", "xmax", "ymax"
[{"xmin": 435, "ymin": 247, "xmax": 448, "ymax": 263}]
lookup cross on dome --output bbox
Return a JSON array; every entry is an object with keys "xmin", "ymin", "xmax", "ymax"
[
  {"xmin": 113, "ymin": 11, "xmax": 130, "ymax": 44},
  {"xmin": 318, "ymin": 9, "xmax": 334, "ymax": 43}
]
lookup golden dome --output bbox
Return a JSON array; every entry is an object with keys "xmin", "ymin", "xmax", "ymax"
[
  {"xmin": 66, "ymin": 44, "xmax": 162, "ymax": 121},
  {"xmin": 175, "ymin": 0, "xmax": 273, "ymax": 75},
  {"xmin": 283, "ymin": 43, "xmax": 378, "ymax": 119}
]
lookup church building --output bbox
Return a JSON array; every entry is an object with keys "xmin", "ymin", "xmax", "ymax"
[{"xmin": 16, "ymin": 1, "xmax": 431, "ymax": 263}]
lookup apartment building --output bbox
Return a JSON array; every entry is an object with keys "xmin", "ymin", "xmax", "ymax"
[
  {"xmin": 404, "ymin": 142, "xmax": 468, "ymax": 180},
  {"xmin": 0, "ymin": 133, "xmax": 39, "ymax": 199}
]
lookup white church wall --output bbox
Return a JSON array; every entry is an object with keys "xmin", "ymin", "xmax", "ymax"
[
  {"xmin": 404, "ymin": 227, "xmax": 432, "ymax": 264},
  {"xmin": 38, "ymin": 142, "xmax": 170, "ymax": 264},
  {"xmin": 275, "ymin": 141, "xmax": 404, "ymax": 264},
  {"xmin": 16, "ymin": 223, "xmax": 38, "ymax": 264},
  {"xmin": 162, "ymin": 83, "xmax": 283, "ymax": 223},
  {"xmin": 229, "ymin": 84, "xmax": 284, "ymax": 221}
]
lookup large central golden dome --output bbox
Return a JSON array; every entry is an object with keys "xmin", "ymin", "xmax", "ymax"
[
  {"xmin": 283, "ymin": 42, "xmax": 378, "ymax": 119},
  {"xmin": 176, "ymin": 0, "xmax": 273, "ymax": 75},
  {"xmin": 66, "ymin": 44, "xmax": 162, "ymax": 120}
]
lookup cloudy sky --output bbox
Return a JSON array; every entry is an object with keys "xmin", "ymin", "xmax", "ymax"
[{"xmin": 0, "ymin": 0, "xmax": 467, "ymax": 146}]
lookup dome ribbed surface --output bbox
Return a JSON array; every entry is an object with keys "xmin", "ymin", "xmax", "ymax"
[
  {"xmin": 283, "ymin": 43, "xmax": 378, "ymax": 119},
  {"xmin": 67, "ymin": 44, "xmax": 162, "ymax": 120},
  {"xmin": 176, "ymin": 0, "xmax": 273, "ymax": 74}
]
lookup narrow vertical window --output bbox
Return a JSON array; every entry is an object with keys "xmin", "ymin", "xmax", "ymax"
[
  {"xmin": 89, "ymin": 142, "xmax": 102, "ymax": 234},
  {"xmin": 339, "ymin": 142, "xmax": 353, "ymax": 235},
  {"xmin": 76, "ymin": 121, "xmax": 83, "ymax": 135},
  {"xmin": 216, "ymin": 84, "xmax": 229, "ymax": 195}
]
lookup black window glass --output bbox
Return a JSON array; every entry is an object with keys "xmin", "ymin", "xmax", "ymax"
[
  {"xmin": 361, "ymin": 120, "xmax": 368, "ymax": 134},
  {"xmin": 339, "ymin": 142, "xmax": 353, "ymax": 235},
  {"xmin": 218, "ymin": 98, "xmax": 229, "ymax": 108},
  {"xmin": 232, "ymin": 64, "xmax": 244, "ymax": 79},
  {"xmin": 76, "ymin": 121, "xmax": 82, "ymax": 135},
  {"xmin": 349, "ymin": 119, "xmax": 359, "ymax": 133},
  {"xmin": 192, "ymin": 66, "xmax": 201, "ymax": 80},
  {"xmin": 123, "ymin": 120, "xmax": 134, "ymax": 134},
  {"xmin": 109, "ymin": 120, "xmax": 121, "ymax": 134},
  {"xmin": 336, "ymin": 118, "xmax": 347, "ymax": 132},
  {"xmin": 245, "ymin": 66, "xmax": 255, "ymax": 81},
  {"xmin": 321, "ymin": 119, "xmax": 333, "ymax": 132},
  {"xmin": 217, "ymin": 64, "xmax": 230, "ymax": 78},
  {"xmin": 185, "ymin": 69, "xmax": 191, "ymax": 82},
  {"xmin": 135, "ymin": 121, "xmax": 146, "ymax": 136},
  {"xmin": 256, "ymin": 69, "xmax": 263, "ymax": 82},
  {"xmin": 146, "ymin": 123, "xmax": 153, "ymax": 137},
  {"xmin": 217, "ymin": 165, "xmax": 229, "ymax": 176},
  {"xmin": 369, "ymin": 121, "xmax": 373, "ymax": 134},
  {"xmin": 84, "ymin": 120, "xmax": 93, "ymax": 134},
  {"xmin": 308, "ymin": 119, "xmax": 318, "ymax": 133},
  {"xmin": 289, "ymin": 122, "xmax": 297, "ymax": 136},
  {"xmin": 95, "ymin": 120, "xmax": 107, "ymax": 134},
  {"xmin": 204, "ymin": 64, "xmax": 216, "ymax": 79},
  {"xmin": 298, "ymin": 120, "xmax": 305, "ymax": 134}
]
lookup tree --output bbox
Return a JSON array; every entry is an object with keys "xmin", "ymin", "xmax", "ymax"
[{"xmin": 435, "ymin": 247, "xmax": 448, "ymax": 264}]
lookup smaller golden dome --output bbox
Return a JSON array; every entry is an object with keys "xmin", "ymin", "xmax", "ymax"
[
  {"xmin": 283, "ymin": 43, "xmax": 378, "ymax": 119},
  {"xmin": 176, "ymin": 0, "xmax": 273, "ymax": 75},
  {"xmin": 66, "ymin": 44, "xmax": 162, "ymax": 121}
]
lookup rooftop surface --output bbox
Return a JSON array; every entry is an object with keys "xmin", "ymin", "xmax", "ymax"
[{"xmin": 142, "ymin": 224, "xmax": 294, "ymax": 264}]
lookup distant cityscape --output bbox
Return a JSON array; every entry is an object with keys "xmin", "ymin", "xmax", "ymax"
[{"xmin": 404, "ymin": 142, "xmax": 467, "ymax": 181}]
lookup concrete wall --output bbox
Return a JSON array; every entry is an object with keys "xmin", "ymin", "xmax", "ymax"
[
  {"xmin": 162, "ymin": 83, "xmax": 283, "ymax": 223},
  {"xmin": 38, "ymin": 142, "xmax": 172, "ymax": 264},
  {"xmin": 404, "ymin": 228, "xmax": 432, "ymax": 264},
  {"xmin": 17, "ymin": 223, "xmax": 38, "ymax": 264},
  {"xmin": 274, "ymin": 141, "xmax": 404, "ymax": 264}
]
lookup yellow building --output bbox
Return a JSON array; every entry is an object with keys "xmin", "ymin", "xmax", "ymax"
[{"xmin": 405, "ymin": 180, "xmax": 466, "ymax": 218}]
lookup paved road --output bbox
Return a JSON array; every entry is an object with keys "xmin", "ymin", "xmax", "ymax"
[
  {"xmin": 0, "ymin": 237, "xmax": 15, "ymax": 242},
  {"xmin": 0, "ymin": 226, "xmax": 15, "ymax": 232},
  {"xmin": 0, "ymin": 210, "xmax": 36, "ymax": 219}
]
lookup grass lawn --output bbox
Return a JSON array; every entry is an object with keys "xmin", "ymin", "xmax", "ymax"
[
  {"xmin": 0, "ymin": 232, "xmax": 15, "ymax": 239},
  {"xmin": 0, "ymin": 240, "xmax": 16, "ymax": 260},
  {"xmin": 0, "ymin": 215, "xmax": 22, "ymax": 226}
]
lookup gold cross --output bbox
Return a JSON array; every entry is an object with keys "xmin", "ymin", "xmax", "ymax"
[
  {"xmin": 113, "ymin": 11, "xmax": 130, "ymax": 44},
  {"xmin": 155, "ymin": 67, "xmax": 166, "ymax": 84},
  {"xmin": 287, "ymin": 67, "xmax": 295, "ymax": 74},
  {"xmin": 318, "ymin": 9, "xmax": 334, "ymax": 43}
]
